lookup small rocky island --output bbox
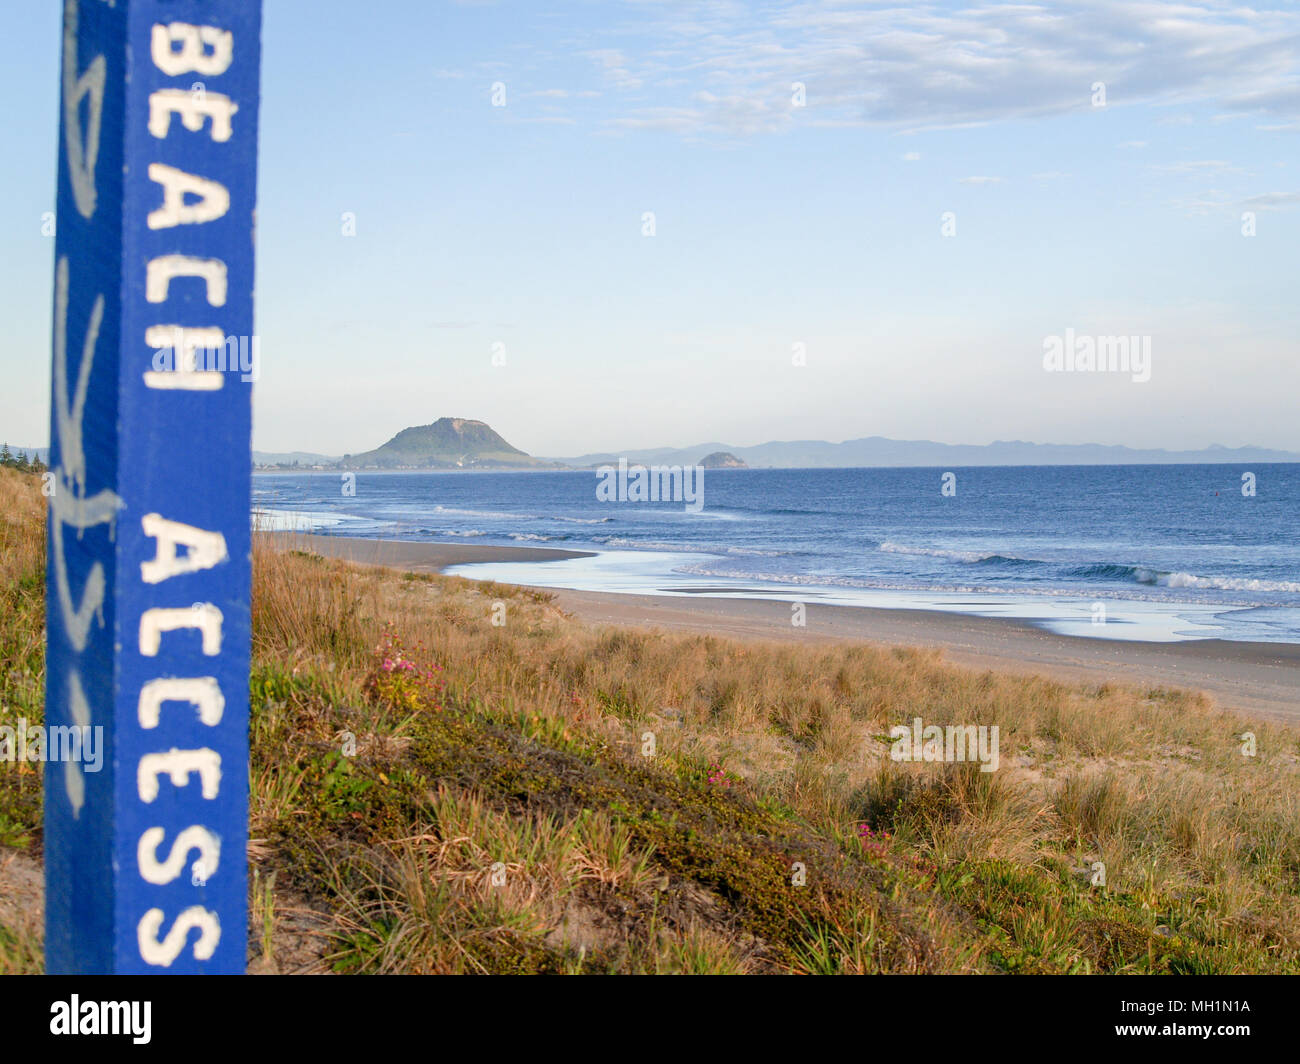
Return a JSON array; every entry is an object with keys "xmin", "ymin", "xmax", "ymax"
[{"xmin": 698, "ymin": 451, "xmax": 748, "ymax": 469}]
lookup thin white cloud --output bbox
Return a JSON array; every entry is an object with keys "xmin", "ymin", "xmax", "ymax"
[
  {"xmin": 1167, "ymin": 188, "xmax": 1300, "ymax": 214},
  {"xmin": 606, "ymin": 91, "xmax": 796, "ymax": 136},
  {"xmin": 1153, "ymin": 159, "xmax": 1243, "ymax": 175},
  {"xmin": 586, "ymin": 48, "xmax": 642, "ymax": 90},
  {"xmin": 1239, "ymin": 190, "xmax": 1300, "ymax": 210},
  {"xmin": 587, "ymin": 1, "xmax": 1300, "ymax": 136}
]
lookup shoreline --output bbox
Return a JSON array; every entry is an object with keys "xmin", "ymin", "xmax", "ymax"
[
  {"xmin": 289, "ymin": 534, "xmax": 1300, "ymax": 723},
  {"xmin": 289, "ymin": 533, "xmax": 596, "ymax": 570}
]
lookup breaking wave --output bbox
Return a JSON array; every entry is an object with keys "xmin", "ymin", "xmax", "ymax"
[{"xmin": 878, "ymin": 542, "xmax": 1036, "ymax": 566}]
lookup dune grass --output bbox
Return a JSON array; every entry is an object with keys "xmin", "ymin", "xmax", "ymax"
[{"xmin": 2, "ymin": 463, "xmax": 1298, "ymax": 973}]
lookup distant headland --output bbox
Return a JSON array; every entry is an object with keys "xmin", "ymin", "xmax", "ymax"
[{"xmin": 336, "ymin": 418, "xmax": 561, "ymax": 471}]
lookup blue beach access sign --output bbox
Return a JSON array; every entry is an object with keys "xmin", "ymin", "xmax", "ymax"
[{"xmin": 45, "ymin": 0, "xmax": 262, "ymax": 974}]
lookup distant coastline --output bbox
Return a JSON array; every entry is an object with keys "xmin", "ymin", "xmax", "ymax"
[
  {"xmin": 23, "ymin": 424, "xmax": 1299, "ymax": 472},
  {"xmin": 250, "ymin": 437, "xmax": 1300, "ymax": 471}
]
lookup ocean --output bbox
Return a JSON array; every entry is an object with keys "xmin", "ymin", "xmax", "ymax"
[{"xmin": 254, "ymin": 464, "xmax": 1300, "ymax": 644}]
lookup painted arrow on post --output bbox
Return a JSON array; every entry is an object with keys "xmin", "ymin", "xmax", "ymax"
[{"xmin": 45, "ymin": 0, "xmax": 262, "ymax": 974}]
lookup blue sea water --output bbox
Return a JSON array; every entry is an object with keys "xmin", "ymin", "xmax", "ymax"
[{"xmin": 254, "ymin": 465, "xmax": 1300, "ymax": 644}]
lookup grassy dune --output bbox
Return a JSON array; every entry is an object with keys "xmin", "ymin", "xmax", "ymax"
[{"xmin": 2, "ymin": 464, "xmax": 1299, "ymax": 973}]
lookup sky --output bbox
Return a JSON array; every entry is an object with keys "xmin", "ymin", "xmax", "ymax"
[{"xmin": 2, "ymin": 0, "xmax": 1298, "ymax": 457}]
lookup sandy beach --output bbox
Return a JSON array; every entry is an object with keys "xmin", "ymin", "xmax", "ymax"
[{"xmin": 293, "ymin": 534, "xmax": 1300, "ymax": 723}]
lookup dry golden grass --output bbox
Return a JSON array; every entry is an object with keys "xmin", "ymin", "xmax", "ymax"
[
  {"xmin": 0, "ymin": 466, "xmax": 44, "ymax": 718},
  {"xmin": 0, "ymin": 467, "xmax": 45, "ymax": 862}
]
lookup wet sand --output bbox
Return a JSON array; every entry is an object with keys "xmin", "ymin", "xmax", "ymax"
[
  {"xmin": 292, "ymin": 534, "xmax": 594, "ymax": 571},
  {"xmin": 290, "ymin": 534, "xmax": 1300, "ymax": 723}
]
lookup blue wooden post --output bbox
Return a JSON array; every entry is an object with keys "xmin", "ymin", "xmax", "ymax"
[{"xmin": 45, "ymin": 0, "xmax": 262, "ymax": 974}]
